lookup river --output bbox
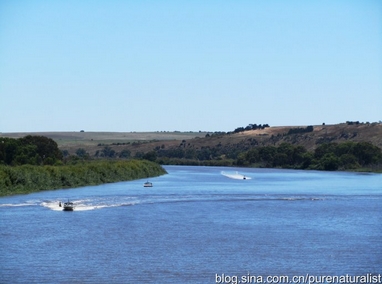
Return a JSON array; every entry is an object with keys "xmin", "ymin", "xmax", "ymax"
[{"xmin": 1, "ymin": 166, "xmax": 381, "ymax": 283}]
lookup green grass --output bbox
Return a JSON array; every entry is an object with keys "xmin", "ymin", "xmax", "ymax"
[{"xmin": 0, "ymin": 160, "xmax": 167, "ymax": 197}]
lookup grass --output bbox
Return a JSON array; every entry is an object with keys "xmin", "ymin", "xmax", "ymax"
[{"xmin": 0, "ymin": 160, "xmax": 167, "ymax": 197}]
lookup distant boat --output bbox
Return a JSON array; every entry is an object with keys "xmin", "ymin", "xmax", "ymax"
[
  {"xmin": 144, "ymin": 181, "xmax": 153, "ymax": 187},
  {"xmin": 59, "ymin": 200, "xmax": 74, "ymax": 211},
  {"xmin": 221, "ymin": 171, "xmax": 252, "ymax": 180}
]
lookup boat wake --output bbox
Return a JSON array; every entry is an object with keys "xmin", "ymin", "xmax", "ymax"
[
  {"xmin": 0, "ymin": 202, "xmax": 37, "ymax": 208},
  {"xmin": 41, "ymin": 196, "xmax": 139, "ymax": 211},
  {"xmin": 221, "ymin": 171, "xmax": 252, "ymax": 180},
  {"xmin": 0, "ymin": 194, "xmax": 332, "ymax": 212}
]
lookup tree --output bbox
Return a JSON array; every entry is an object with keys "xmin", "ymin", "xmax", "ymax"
[
  {"xmin": 185, "ymin": 149, "xmax": 197, "ymax": 159},
  {"xmin": 339, "ymin": 154, "xmax": 359, "ymax": 169},
  {"xmin": 61, "ymin": 150, "xmax": 70, "ymax": 157},
  {"xmin": 314, "ymin": 143, "xmax": 337, "ymax": 159},
  {"xmin": 353, "ymin": 142, "xmax": 381, "ymax": 166},
  {"xmin": 0, "ymin": 136, "xmax": 63, "ymax": 166},
  {"xmin": 259, "ymin": 146, "xmax": 277, "ymax": 164},
  {"xmin": 76, "ymin": 148, "xmax": 89, "ymax": 159},
  {"xmin": 319, "ymin": 153, "xmax": 339, "ymax": 171},
  {"xmin": 245, "ymin": 148, "xmax": 260, "ymax": 164},
  {"xmin": 277, "ymin": 143, "xmax": 294, "ymax": 165},
  {"xmin": 300, "ymin": 152, "xmax": 313, "ymax": 169},
  {"xmin": 292, "ymin": 146, "xmax": 307, "ymax": 165},
  {"xmin": 119, "ymin": 149, "xmax": 131, "ymax": 159},
  {"xmin": 273, "ymin": 153, "xmax": 289, "ymax": 167},
  {"xmin": 236, "ymin": 152, "xmax": 248, "ymax": 166},
  {"xmin": 134, "ymin": 151, "xmax": 144, "ymax": 159},
  {"xmin": 20, "ymin": 135, "xmax": 63, "ymax": 163},
  {"xmin": 13, "ymin": 144, "xmax": 39, "ymax": 165},
  {"xmin": 101, "ymin": 146, "xmax": 115, "ymax": 158},
  {"xmin": 1, "ymin": 138, "xmax": 19, "ymax": 165},
  {"xmin": 334, "ymin": 142, "xmax": 354, "ymax": 157},
  {"xmin": 143, "ymin": 151, "xmax": 157, "ymax": 162},
  {"xmin": 234, "ymin": 127, "xmax": 245, "ymax": 133}
]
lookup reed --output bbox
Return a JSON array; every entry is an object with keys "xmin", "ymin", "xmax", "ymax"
[{"xmin": 0, "ymin": 160, "xmax": 167, "ymax": 196}]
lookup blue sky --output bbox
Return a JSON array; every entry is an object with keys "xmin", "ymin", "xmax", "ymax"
[{"xmin": 1, "ymin": 0, "xmax": 381, "ymax": 132}]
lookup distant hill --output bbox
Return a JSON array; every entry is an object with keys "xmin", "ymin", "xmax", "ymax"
[
  {"xmin": 2, "ymin": 122, "xmax": 382, "ymax": 158},
  {"xmin": 0, "ymin": 131, "xmax": 208, "ymax": 157}
]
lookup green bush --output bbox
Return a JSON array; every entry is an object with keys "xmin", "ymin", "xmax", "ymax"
[
  {"xmin": 0, "ymin": 160, "xmax": 167, "ymax": 197},
  {"xmin": 235, "ymin": 142, "xmax": 382, "ymax": 171}
]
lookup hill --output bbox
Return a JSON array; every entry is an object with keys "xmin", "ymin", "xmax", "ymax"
[
  {"xmin": 0, "ymin": 131, "xmax": 208, "ymax": 156},
  {"xmin": 2, "ymin": 122, "xmax": 382, "ymax": 160}
]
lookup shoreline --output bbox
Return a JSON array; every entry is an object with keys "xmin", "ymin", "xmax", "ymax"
[{"xmin": 0, "ymin": 160, "xmax": 167, "ymax": 197}]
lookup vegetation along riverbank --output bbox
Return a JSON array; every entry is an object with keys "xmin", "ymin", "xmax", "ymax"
[
  {"xmin": 0, "ymin": 160, "xmax": 167, "ymax": 197},
  {"xmin": 1, "ymin": 121, "xmax": 381, "ymax": 197},
  {"xmin": 0, "ymin": 135, "xmax": 166, "ymax": 196},
  {"xmin": 155, "ymin": 141, "xmax": 382, "ymax": 172}
]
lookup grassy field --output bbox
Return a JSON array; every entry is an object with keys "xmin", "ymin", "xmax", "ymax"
[
  {"xmin": 0, "ymin": 131, "xmax": 208, "ymax": 147},
  {"xmin": 2, "ymin": 123, "xmax": 381, "ymax": 158}
]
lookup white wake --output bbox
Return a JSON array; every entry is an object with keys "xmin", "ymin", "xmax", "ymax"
[
  {"xmin": 221, "ymin": 171, "xmax": 251, "ymax": 180},
  {"xmin": 41, "ymin": 197, "xmax": 139, "ymax": 211}
]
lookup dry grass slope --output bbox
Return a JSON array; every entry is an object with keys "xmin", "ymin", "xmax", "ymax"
[{"xmin": 2, "ymin": 123, "xmax": 381, "ymax": 157}]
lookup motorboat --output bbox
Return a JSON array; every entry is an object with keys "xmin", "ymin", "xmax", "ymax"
[
  {"xmin": 221, "ymin": 171, "xmax": 252, "ymax": 180},
  {"xmin": 143, "ymin": 181, "xmax": 153, "ymax": 187},
  {"xmin": 59, "ymin": 200, "xmax": 74, "ymax": 211}
]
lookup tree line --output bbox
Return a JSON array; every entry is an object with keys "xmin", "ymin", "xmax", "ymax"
[
  {"xmin": 236, "ymin": 141, "xmax": 382, "ymax": 171},
  {"xmin": 2, "ymin": 135, "xmax": 381, "ymax": 172},
  {"xmin": 0, "ymin": 136, "xmax": 63, "ymax": 166},
  {"xmin": 0, "ymin": 136, "xmax": 167, "ymax": 196},
  {"xmin": 137, "ymin": 141, "xmax": 382, "ymax": 171},
  {"xmin": 287, "ymin": 125, "xmax": 314, "ymax": 135},
  {"xmin": 232, "ymin": 123, "xmax": 270, "ymax": 134}
]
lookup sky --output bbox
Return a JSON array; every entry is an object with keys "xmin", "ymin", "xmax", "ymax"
[{"xmin": 0, "ymin": 0, "xmax": 381, "ymax": 132}]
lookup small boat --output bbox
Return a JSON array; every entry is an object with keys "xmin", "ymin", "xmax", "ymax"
[
  {"xmin": 221, "ymin": 171, "xmax": 252, "ymax": 180},
  {"xmin": 59, "ymin": 200, "xmax": 74, "ymax": 211},
  {"xmin": 143, "ymin": 181, "xmax": 153, "ymax": 187}
]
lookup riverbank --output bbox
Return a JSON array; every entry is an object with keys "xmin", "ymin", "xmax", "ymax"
[
  {"xmin": 157, "ymin": 157, "xmax": 382, "ymax": 173},
  {"xmin": 0, "ymin": 160, "xmax": 167, "ymax": 197}
]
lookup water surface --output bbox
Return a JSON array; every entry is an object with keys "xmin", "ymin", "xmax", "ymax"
[{"xmin": 1, "ymin": 166, "xmax": 381, "ymax": 283}]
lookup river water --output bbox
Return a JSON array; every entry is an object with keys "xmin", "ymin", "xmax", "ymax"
[{"xmin": 1, "ymin": 166, "xmax": 381, "ymax": 283}]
